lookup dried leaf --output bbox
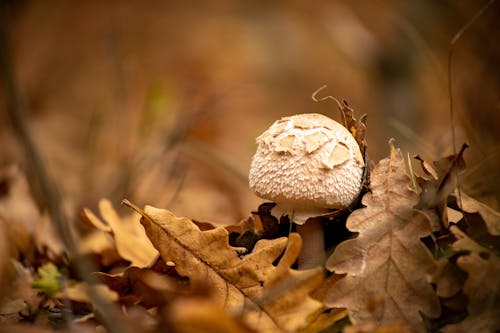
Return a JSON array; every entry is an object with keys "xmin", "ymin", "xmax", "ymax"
[
  {"xmin": 431, "ymin": 258, "xmax": 465, "ymax": 298},
  {"xmin": 446, "ymin": 207, "xmax": 463, "ymax": 224},
  {"xmin": 60, "ymin": 282, "xmax": 119, "ymax": 303},
  {"xmin": 83, "ymin": 199, "xmax": 158, "ymax": 267},
  {"xmin": 78, "ymin": 230, "xmax": 119, "ymax": 266},
  {"xmin": 441, "ymin": 310, "xmax": 500, "ymax": 333},
  {"xmin": 35, "ymin": 214, "xmax": 66, "ymax": 261},
  {"xmin": 0, "ymin": 221, "xmax": 13, "ymax": 301},
  {"xmin": 95, "ymin": 264, "xmax": 186, "ymax": 307},
  {"xmin": 325, "ymin": 141, "xmax": 440, "ymax": 330},
  {"xmin": 228, "ymin": 203, "xmax": 291, "ymax": 253},
  {"xmin": 452, "ymin": 191, "xmax": 500, "ymax": 236},
  {"xmin": 167, "ymin": 297, "xmax": 256, "ymax": 333},
  {"xmin": 415, "ymin": 144, "xmax": 467, "ymax": 213},
  {"xmin": 124, "ymin": 200, "xmax": 324, "ymax": 332},
  {"xmin": 0, "ymin": 261, "xmax": 41, "ymax": 318},
  {"xmin": 297, "ymin": 308, "xmax": 347, "ymax": 333},
  {"xmin": 338, "ymin": 99, "xmax": 367, "ymax": 159},
  {"xmin": 343, "ymin": 321, "xmax": 412, "ymax": 333},
  {"xmin": 450, "ymin": 226, "xmax": 500, "ymax": 317}
]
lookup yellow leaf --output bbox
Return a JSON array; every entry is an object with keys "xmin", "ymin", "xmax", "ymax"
[
  {"xmin": 125, "ymin": 200, "xmax": 324, "ymax": 332},
  {"xmin": 325, "ymin": 141, "xmax": 440, "ymax": 330},
  {"xmin": 83, "ymin": 199, "xmax": 158, "ymax": 267}
]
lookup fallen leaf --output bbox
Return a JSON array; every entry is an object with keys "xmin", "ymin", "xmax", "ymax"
[
  {"xmin": 325, "ymin": 140, "xmax": 440, "ymax": 331},
  {"xmin": 452, "ymin": 191, "xmax": 500, "ymax": 236},
  {"xmin": 95, "ymin": 264, "xmax": 186, "ymax": 308},
  {"xmin": 297, "ymin": 307, "xmax": 347, "ymax": 333},
  {"xmin": 60, "ymin": 282, "xmax": 119, "ymax": 303},
  {"xmin": 415, "ymin": 144, "xmax": 467, "ymax": 227},
  {"xmin": 0, "ymin": 324, "xmax": 59, "ymax": 333},
  {"xmin": 431, "ymin": 258, "xmax": 465, "ymax": 298},
  {"xmin": 343, "ymin": 321, "xmax": 412, "ymax": 333},
  {"xmin": 83, "ymin": 199, "xmax": 158, "ymax": 267},
  {"xmin": 0, "ymin": 220, "xmax": 13, "ymax": 301},
  {"xmin": 338, "ymin": 100, "xmax": 368, "ymax": 159},
  {"xmin": 31, "ymin": 263, "xmax": 62, "ymax": 296},
  {"xmin": 0, "ymin": 166, "xmax": 39, "ymax": 260},
  {"xmin": 449, "ymin": 226, "xmax": 500, "ymax": 331},
  {"xmin": 446, "ymin": 207, "xmax": 463, "ymax": 224},
  {"xmin": 0, "ymin": 261, "xmax": 42, "ymax": 321},
  {"xmin": 441, "ymin": 310, "xmax": 500, "ymax": 333},
  {"xmin": 228, "ymin": 202, "xmax": 292, "ymax": 253},
  {"xmin": 166, "ymin": 297, "xmax": 256, "ymax": 333},
  {"xmin": 78, "ymin": 230, "xmax": 119, "ymax": 266},
  {"xmin": 34, "ymin": 214, "xmax": 66, "ymax": 261},
  {"xmin": 124, "ymin": 200, "xmax": 324, "ymax": 332}
]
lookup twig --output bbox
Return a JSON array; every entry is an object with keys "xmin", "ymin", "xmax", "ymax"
[{"xmin": 0, "ymin": 6, "xmax": 132, "ymax": 333}]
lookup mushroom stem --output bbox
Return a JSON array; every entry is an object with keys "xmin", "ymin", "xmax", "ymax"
[{"xmin": 295, "ymin": 219, "xmax": 325, "ymax": 269}]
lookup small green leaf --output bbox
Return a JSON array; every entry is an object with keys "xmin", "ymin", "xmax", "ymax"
[{"xmin": 31, "ymin": 263, "xmax": 62, "ymax": 296}]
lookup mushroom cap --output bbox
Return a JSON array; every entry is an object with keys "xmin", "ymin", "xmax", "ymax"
[{"xmin": 249, "ymin": 113, "xmax": 364, "ymax": 222}]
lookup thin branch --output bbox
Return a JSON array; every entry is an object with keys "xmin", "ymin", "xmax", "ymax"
[{"xmin": 0, "ymin": 6, "xmax": 132, "ymax": 333}]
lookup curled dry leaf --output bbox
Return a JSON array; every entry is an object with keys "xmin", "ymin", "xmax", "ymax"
[
  {"xmin": 452, "ymin": 191, "xmax": 500, "ymax": 236},
  {"xmin": 83, "ymin": 199, "xmax": 158, "ymax": 267},
  {"xmin": 445, "ymin": 226, "xmax": 500, "ymax": 331},
  {"xmin": 325, "ymin": 140, "xmax": 440, "ymax": 331},
  {"xmin": 58, "ymin": 282, "xmax": 119, "ymax": 304},
  {"xmin": 414, "ymin": 145, "xmax": 467, "ymax": 227},
  {"xmin": 123, "ymin": 200, "xmax": 325, "ymax": 333}
]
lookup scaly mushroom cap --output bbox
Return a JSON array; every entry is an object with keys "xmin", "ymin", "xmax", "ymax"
[{"xmin": 249, "ymin": 113, "xmax": 364, "ymax": 223}]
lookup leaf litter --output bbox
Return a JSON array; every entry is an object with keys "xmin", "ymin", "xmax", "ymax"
[
  {"xmin": 1, "ymin": 101, "xmax": 500, "ymax": 332},
  {"xmin": 324, "ymin": 141, "xmax": 441, "ymax": 331}
]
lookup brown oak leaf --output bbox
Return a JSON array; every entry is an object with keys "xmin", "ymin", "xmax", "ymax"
[
  {"xmin": 443, "ymin": 226, "xmax": 500, "ymax": 331},
  {"xmin": 452, "ymin": 191, "xmax": 500, "ymax": 236},
  {"xmin": 123, "ymin": 200, "xmax": 324, "ymax": 333},
  {"xmin": 324, "ymin": 140, "xmax": 440, "ymax": 331},
  {"xmin": 441, "ymin": 310, "xmax": 499, "ymax": 333}
]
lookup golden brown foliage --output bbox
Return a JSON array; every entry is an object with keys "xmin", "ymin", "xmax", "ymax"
[
  {"xmin": 1, "ymin": 140, "xmax": 499, "ymax": 333},
  {"xmin": 325, "ymin": 141, "xmax": 440, "ymax": 331},
  {"xmin": 126, "ymin": 201, "xmax": 325, "ymax": 332}
]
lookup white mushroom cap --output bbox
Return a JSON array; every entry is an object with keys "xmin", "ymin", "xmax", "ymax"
[{"xmin": 249, "ymin": 113, "xmax": 364, "ymax": 224}]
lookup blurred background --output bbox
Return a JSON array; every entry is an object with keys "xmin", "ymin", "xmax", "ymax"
[{"xmin": 1, "ymin": 0, "xmax": 498, "ymax": 225}]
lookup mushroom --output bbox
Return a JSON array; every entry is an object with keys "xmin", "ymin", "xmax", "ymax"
[{"xmin": 249, "ymin": 113, "xmax": 364, "ymax": 269}]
